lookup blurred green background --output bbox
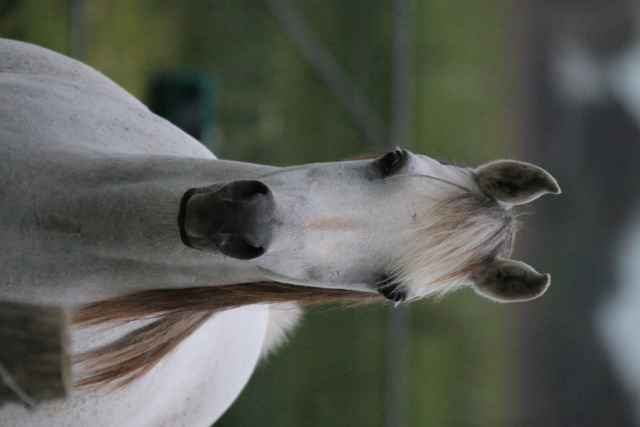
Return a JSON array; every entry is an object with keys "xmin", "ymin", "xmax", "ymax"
[{"xmin": 1, "ymin": 1, "xmax": 530, "ymax": 425}]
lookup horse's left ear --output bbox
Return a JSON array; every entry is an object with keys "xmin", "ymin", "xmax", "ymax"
[
  {"xmin": 475, "ymin": 160, "xmax": 560, "ymax": 205},
  {"xmin": 471, "ymin": 259, "xmax": 550, "ymax": 303}
]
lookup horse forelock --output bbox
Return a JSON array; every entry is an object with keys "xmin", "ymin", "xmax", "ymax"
[
  {"xmin": 391, "ymin": 180, "xmax": 517, "ymax": 300},
  {"xmin": 349, "ymin": 153, "xmax": 516, "ymax": 299}
]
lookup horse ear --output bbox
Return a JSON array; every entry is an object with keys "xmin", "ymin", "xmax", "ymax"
[
  {"xmin": 475, "ymin": 160, "xmax": 560, "ymax": 205},
  {"xmin": 472, "ymin": 259, "xmax": 550, "ymax": 303}
]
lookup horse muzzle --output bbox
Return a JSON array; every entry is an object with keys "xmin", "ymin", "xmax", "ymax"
[{"xmin": 178, "ymin": 180, "xmax": 276, "ymax": 260}]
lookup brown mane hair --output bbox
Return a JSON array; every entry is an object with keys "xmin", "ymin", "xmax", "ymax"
[{"xmin": 74, "ymin": 283, "xmax": 383, "ymax": 389}]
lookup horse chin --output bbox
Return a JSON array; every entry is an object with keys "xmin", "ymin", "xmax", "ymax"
[{"xmin": 177, "ymin": 180, "xmax": 277, "ymax": 260}]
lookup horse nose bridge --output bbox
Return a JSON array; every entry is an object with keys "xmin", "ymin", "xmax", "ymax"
[
  {"xmin": 306, "ymin": 217, "xmax": 363, "ymax": 231},
  {"xmin": 302, "ymin": 192, "xmax": 383, "ymax": 232},
  {"xmin": 304, "ymin": 202, "xmax": 378, "ymax": 232},
  {"xmin": 265, "ymin": 174, "xmax": 384, "ymax": 234}
]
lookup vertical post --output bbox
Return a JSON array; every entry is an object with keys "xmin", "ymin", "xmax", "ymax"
[
  {"xmin": 384, "ymin": 0, "xmax": 415, "ymax": 425},
  {"xmin": 263, "ymin": 0, "xmax": 389, "ymax": 149},
  {"xmin": 384, "ymin": 304, "xmax": 410, "ymax": 427},
  {"xmin": 389, "ymin": 0, "xmax": 416, "ymax": 147}
]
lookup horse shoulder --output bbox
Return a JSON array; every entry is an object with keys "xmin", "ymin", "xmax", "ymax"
[
  {"xmin": 0, "ymin": 38, "xmax": 212, "ymax": 159},
  {"xmin": 0, "ymin": 39, "xmax": 141, "ymax": 109}
]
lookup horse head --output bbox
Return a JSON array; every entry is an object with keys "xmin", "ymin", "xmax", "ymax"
[{"xmin": 178, "ymin": 149, "xmax": 560, "ymax": 304}]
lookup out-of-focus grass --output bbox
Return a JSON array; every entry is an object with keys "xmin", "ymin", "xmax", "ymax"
[
  {"xmin": 0, "ymin": 0, "xmax": 183, "ymax": 99},
  {"xmin": 1, "ymin": 1, "xmax": 519, "ymax": 425},
  {"xmin": 415, "ymin": 0, "xmax": 515, "ymax": 162},
  {"xmin": 86, "ymin": 0, "xmax": 184, "ymax": 99},
  {"xmin": 409, "ymin": 292, "xmax": 516, "ymax": 426},
  {"xmin": 0, "ymin": 1, "xmax": 68, "ymax": 52}
]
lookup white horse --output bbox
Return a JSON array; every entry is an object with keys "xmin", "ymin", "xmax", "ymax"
[{"xmin": 0, "ymin": 39, "xmax": 560, "ymax": 426}]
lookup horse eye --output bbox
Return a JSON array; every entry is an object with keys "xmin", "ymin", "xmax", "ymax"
[
  {"xmin": 376, "ymin": 276, "xmax": 407, "ymax": 303},
  {"xmin": 379, "ymin": 150, "xmax": 407, "ymax": 175}
]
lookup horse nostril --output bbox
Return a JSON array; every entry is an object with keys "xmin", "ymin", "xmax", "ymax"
[
  {"xmin": 179, "ymin": 180, "xmax": 276, "ymax": 260},
  {"xmin": 214, "ymin": 234, "xmax": 267, "ymax": 260},
  {"xmin": 215, "ymin": 180, "xmax": 270, "ymax": 202}
]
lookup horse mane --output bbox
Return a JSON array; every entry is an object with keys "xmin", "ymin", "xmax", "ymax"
[{"xmin": 74, "ymin": 283, "xmax": 383, "ymax": 389}]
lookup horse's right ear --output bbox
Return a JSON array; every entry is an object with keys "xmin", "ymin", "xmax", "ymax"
[
  {"xmin": 475, "ymin": 160, "xmax": 560, "ymax": 205},
  {"xmin": 471, "ymin": 259, "xmax": 550, "ymax": 303}
]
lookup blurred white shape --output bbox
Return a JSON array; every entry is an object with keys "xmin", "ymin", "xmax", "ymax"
[
  {"xmin": 610, "ymin": 36, "xmax": 640, "ymax": 125},
  {"xmin": 552, "ymin": 36, "xmax": 609, "ymax": 105},
  {"xmin": 551, "ymin": 6, "xmax": 640, "ymax": 422},
  {"xmin": 552, "ymin": 18, "xmax": 640, "ymax": 127},
  {"xmin": 598, "ymin": 215, "xmax": 640, "ymax": 423}
]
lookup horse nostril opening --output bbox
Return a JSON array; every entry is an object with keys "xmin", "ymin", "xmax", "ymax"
[
  {"xmin": 215, "ymin": 235, "xmax": 266, "ymax": 260},
  {"xmin": 216, "ymin": 180, "xmax": 271, "ymax": 202},
  {"xmin": 179, "ymin": 180, "xmax": 276, "ymax": 260}
]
